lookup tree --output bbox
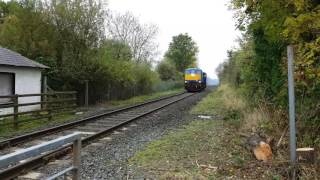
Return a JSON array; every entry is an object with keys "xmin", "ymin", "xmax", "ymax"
[
  {"xmin": 0, "ymin": 0, "xmax": 161, "ymax": 105},
  {"xmin": 43, "ymin": 0, "xmax": 105, "ymax": 69},
  {"xmin": 156, "ymin": 60, "xmax": 178, "ymax": 81},
  {"xmin": 0, "ymin": 1, "xmax": 56, "ymax": 59},
  {"xmin": 165, "ymin": 33, "xmax": 198, "ymax": 72},
  {"xmin": 227, "ymin": 0, "xmax": 320, "ymax": 145},
  {"xmin": 0, "ymin": 1, "xmax": 12, "ymax": 24},
  {"xmin": 105, "ymin": 11, "xmax": 159, "ymax": 63},
  {"xmin": 99, "ymin": 39, "xmax": 132, "ymax": 62}
]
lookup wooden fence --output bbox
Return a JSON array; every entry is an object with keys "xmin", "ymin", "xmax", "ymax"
[{"xmin": 0, "ymin": 91, "xmax": 77, "ymax": 129}]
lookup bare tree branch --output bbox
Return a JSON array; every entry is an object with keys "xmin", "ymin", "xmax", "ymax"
[{"xmin": 105, "ymin": 11, "xmax": 159, "ymax": 63}]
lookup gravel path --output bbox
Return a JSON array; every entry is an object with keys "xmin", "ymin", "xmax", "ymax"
[{"xmin": 36, "ymin": 90, "xmax": 210, "ymax": 180}]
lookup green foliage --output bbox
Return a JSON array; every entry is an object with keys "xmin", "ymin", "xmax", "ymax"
[
  {"xmin": 165, "ymin": 33, "xmax": 198, "ymax": 72},
  {"xmin": 0, "ymin": 1, "xmax": 56, "ymax": 59},
  {"xmin": 156, "ymin": 50, "xmax": 184, "ymax": 91},
  {"xmin": 133, "ymin": 63, "xmax": 158, "ymax": 95},
  {"xmin": 99, "ymin": 40, "xmax": 132, "ymax": 62},
  {"xmin": 156, "ymin": 60, "xmax": 178, "ymax": 81},
  {"xmin": 223, "ymin": 0, "xmax": 320, "ymax": 146},
  {"xmin": 0, "ymin": 0, "xmax": 168, "ymax": 104},
  {"xmin": 0, "ymin": 0, "xmax": 105, "ymax": 92},
  {"xmin": 86, "ymin": 54, "xmax": 159, "ymax": 102},
  {"xmin": 152, "ymin": 80, "xmax": 183, "ymax": 92}
]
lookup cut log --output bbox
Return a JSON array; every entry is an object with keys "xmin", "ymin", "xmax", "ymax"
[{"xmin": 296, "ymin": 148, "xmax": 315, "ymax": 164}]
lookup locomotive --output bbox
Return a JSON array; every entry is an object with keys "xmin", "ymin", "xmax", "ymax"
[{"xmin": 184, "ymin": 68, "xmax": 207, "ymax": 92}]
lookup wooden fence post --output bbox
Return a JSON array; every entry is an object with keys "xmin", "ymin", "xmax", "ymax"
[
  {"xmin": 48, "ymin": 109, "xmax": 52, "ymax": 121},
  {"xmin": 85, "ymin": 80, "xmax": 89, "ymax": 107},
  {"xmin": 12, "ymin": 94, "xmax": 18, "ymax": 129},
  {"xmin": 43, "ymin": 76, "xmax": 48, "ymax": 110},
  {"xmin": 72, "ymin": 137, "xmax": 81, "ymax": 180}
]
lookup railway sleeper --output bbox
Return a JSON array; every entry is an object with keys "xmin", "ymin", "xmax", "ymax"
[
  {"xmin": 86, "ymin": 122, "xmax": 121, "ymax": 127},
  {"xmin": 76, "ymin": 126, "xmax": 110, "ymax": 132},
  {"xmin": 100, "ymin": 117, "xmax": 132, "ymax": 121}
]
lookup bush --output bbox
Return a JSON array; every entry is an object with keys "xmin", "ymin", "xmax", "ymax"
[
  {"xmin": 152, "ymin": 80, "xmax": 183, "ymax": 92},
  {"xmin": 156, "ymin": 61, "xmax": 178, "ymax": 81}
]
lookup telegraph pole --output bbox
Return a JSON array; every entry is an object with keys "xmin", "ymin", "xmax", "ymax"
[{"xmin": 287, "ymin": 45, "xmax": 296, "ymax": 179}]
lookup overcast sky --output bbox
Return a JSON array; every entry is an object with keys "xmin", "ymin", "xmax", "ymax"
[{"xmin": 107, "ymin": 0, "xmax": 240, "ymax": 79}]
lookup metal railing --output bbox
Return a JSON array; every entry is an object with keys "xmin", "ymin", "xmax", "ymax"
[
  {"xmin": 0, "ymin": 91, "xmax": 77, "ymax": 129},
  {"xmin": 0, "ymin": 132, "xmax": 82, "ymax": 180}
]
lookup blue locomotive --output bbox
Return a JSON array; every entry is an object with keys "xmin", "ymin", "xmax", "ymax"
[{"xmin": 184, "ymin": 68, "xmax": 207, "ymax": 92}]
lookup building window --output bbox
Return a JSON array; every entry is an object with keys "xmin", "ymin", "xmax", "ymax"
[{"xmin": 0, "ymin": 72, "xmax": 15, "ymax": 103}]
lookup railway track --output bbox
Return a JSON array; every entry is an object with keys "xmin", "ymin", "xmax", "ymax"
[{"xmin": 0, "ymin": 92, "xmax": 194, "ymax": 179}]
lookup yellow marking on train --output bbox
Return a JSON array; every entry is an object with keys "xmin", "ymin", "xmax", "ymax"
[{"xmin": 185, "ymin": 74, "xmax": 201, "ymax": 81}]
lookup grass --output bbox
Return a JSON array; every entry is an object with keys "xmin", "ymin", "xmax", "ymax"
[
  {"xmin": 100, "ymin": 88, "xmax": 183, "ymax": 108},
  {"xmin": 130, "ymin": 120, "xmax": 254, "ymax": 179},
  {"xmin": 129, "ymin": 84, "xmax": 288, "ymax": 179},
  {"xmin": 191, "ymin": 84, "xmax": 275, "ymax": 132},
  {"xmin": 0, "ymin": 112, "xmax": 75, "ymax": 138},
  {"xmin": 191, "ymin": 84, "xmax": 246, "ymax": 115},
  {"xmin": 0, "ymin": 88, "xmax": 183, "ymax": 139},
  {"xmin": 191, "ymin": 84, "xmax": 247, "ymax": 128}
]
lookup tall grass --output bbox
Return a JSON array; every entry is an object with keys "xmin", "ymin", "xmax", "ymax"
[{"xmin": 192, "ymin": 84, "xmax": 284, "ymax": 134}]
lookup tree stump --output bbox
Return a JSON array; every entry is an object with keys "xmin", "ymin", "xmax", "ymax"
[{"xmin": 296, "ymin": 148, "xmax": 315, "ymax": 164}]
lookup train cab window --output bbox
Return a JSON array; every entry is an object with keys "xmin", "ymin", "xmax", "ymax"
[{"xmin": 185, "ymin": 69, "xmax": 201, "ymax": 74}]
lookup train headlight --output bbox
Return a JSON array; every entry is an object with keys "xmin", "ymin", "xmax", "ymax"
[
  {"xmin": 185, "ymin": 81, "xmax": 188, "ymax": 83},
  {"xmin": 199, "ymin": 81, "xmax": 202, "ymax": 83}
]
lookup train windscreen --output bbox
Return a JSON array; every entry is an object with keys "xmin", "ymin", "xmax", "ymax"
[{"xmin": 185, "ymin": 69, "xmax": 202, "ymax": 75}]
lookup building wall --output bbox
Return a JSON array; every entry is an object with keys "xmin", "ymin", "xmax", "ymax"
[{"xmin": 0, "ymin": 66, "xmax": 42, "ymax": 115}]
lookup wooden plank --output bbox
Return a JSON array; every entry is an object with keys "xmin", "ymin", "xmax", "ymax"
[
  {"xmin": 0, "ymin": 102, "xmax": 14, "ymax": 107},
  {"xmin": 0, "ymin": 105, "xmax": 77, "ymax": 119},
  {"xmin": 0, "ymin": 95, "xmax": 16, "ymax": 98},
  {"xmin": 297, "ymin": 147, "xmax": 315, "ymax": 163},
  {"xmin": 16, "ymin": 98, "xmax": 76, "ymax": 107},
  {"xmin": 0, "ymin": 92, "xmax": 77, "ymax": 98},
  {"xmin": 0, "ymin": 103, "xmax": 14, "ymax": 108}
]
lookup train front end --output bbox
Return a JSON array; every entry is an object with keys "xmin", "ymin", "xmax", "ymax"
[{"xmin": 184, "ymin": 68, "xmax": 204, "ymax": 92}]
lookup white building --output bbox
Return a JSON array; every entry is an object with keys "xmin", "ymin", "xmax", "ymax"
[{"xmin": 0, "ymin": 48, "xmax": 48, "ymax": 114}]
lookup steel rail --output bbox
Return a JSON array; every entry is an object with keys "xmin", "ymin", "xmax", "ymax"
[
  {"xmin": 0, "ymin": 92, "xmax": 186, "ymax": 150},
  {"xmin": 0, "ymin": 92, "xmax": 194, "ymax": 179}
]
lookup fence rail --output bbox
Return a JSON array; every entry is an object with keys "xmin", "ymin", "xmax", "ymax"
[
  {"xmin": 0, "ymin": 91, "xmax": 77, "ymax": 129},
  {"xmin": 0, "ymin": 132, "xmax": 81, "ymax": 179},
  {"xmin": 0, "ymin": 91, "xmax": 77, "ymax": 98}
]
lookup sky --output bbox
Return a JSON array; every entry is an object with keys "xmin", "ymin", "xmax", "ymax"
[{"xmin": 107, "ymin": 0, "xmax": 240, "ymax": 79}]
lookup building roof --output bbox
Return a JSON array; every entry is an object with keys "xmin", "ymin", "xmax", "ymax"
[{"xmin": 0, "ymin": 48, "xmax": 48, "ymax": 69}]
